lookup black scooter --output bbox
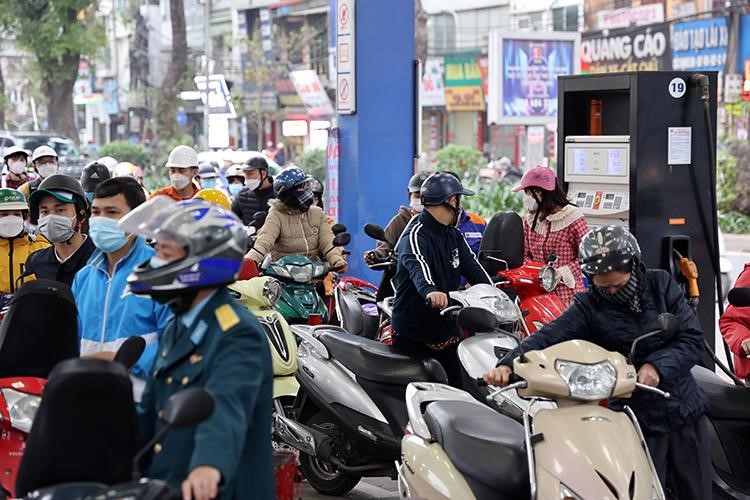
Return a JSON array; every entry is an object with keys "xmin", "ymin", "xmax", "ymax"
[{"xmin": 693, "ymin": 286, "xmax": 750, "ymax": 499}]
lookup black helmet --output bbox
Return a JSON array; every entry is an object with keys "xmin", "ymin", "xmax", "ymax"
[
  {"xmin": 420, "ymin": 173, "xmax": 474, "ymax": 206},
  {"xmin": 80, "ymin": 161, "xmax": 111, "ymax": 193},
  {"xmin": 29, "ymin": 174, "xmax": 89, "ymax": 223},
  {"xmin": 308, "ymin": 176, "xmax": 324, "ymax": 196},
  {"xmin": 408, "ymin": 172, "xmax": 430, "ymax": 194},
  {"xmin": 273, "ymin": 167, "xmax": 308, "ymax": 197},
  {"xmin": 243, "ymin": 156, "xmax": 269, "ymax": 172},
  {"xmin": 198, "ymin": 162, "xmax": 217, "ymax": 178},
  {"xmin": 579, "ymin": 225, "xmax": 641, "ymax": 275}
]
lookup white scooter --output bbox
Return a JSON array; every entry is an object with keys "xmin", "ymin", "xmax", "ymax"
[{"xmin": 399, "ymin": 307, "xmax": 673, "ymax": 500}]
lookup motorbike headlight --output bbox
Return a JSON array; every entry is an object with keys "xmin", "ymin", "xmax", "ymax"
[
  {"xmin": 1, "ymin": 388, "xmax": 41, "ymax": 433},
  {"xmin": 262, "ymin": 278, "xmax": 282, "ymax": 306},
  {"xmin": 540, "ymin": 266, "xmax": 557, "ymax": 292},
  {"xmin": 271, "ymin": 265, "xmax": 291, "ymax": 279},
  {"xmin": 289, "ymin": 264, "xmax": 314, "ymax": 283},
  {"xmin": 488, "ymin": 296, "xmax": 520, "ymax": 323},
  {"xmin": 312, "ymin": 262, "xmax": 327, "ymax": 278},
  {"xmin": 555, "ymin": 360, "xmax": 616, "ymax": 401},
  {"xmin": 560, "ymin": 483, "xmax": 584, "ymax": 500}
]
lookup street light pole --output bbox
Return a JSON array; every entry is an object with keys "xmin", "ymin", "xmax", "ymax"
[{"xmin": 203, "ymin": 0, "xmax": 211, "ymax": 150}]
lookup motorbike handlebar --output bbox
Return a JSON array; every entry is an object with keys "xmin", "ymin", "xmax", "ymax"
[{"xmin": 635, "ymin": 382, "xmax": 670, "ymax": 399}]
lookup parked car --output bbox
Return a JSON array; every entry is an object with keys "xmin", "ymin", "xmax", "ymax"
[{"xmin": 0, "ymin": 131, "xmax": 88, "ymax": 178}]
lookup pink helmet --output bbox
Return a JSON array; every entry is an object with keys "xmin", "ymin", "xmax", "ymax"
[{"xmin": 512, "ymin": 166, "xmax": 557, "ymax": 192}]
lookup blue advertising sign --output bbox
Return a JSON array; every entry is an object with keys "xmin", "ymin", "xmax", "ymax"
[
  {"xmin": 496, "ymin": 37, "xmax": 577, "ymax": 123},
  {"xmin": 325, "ymin": 128, "xmax": 340, "ymax": 222},
  {"xmin": 672, "ymin": 17, "xmax": 728, "ymax": 72}
]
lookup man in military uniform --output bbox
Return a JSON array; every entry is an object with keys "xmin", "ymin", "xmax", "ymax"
[{"xmin": 122, "ymin": 196, "xmax": 274, "ymax": 500}]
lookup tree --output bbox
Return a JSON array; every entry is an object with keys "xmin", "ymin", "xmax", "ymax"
[
  {"xmin": 415, "ymin": 0, "xmax": 428, "ymax": 63},
  {"xmin": 155, "ymin": 0, "xmax": 188, "ymax": 143},
  {"xmin": 0, "ymin": 1, "xmax": 103, "ymax": 143}
]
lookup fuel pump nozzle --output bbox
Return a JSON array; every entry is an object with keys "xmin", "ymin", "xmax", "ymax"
[{"xmin": 674, "ymin": 249, "xmax": 699, "ymax": 311}]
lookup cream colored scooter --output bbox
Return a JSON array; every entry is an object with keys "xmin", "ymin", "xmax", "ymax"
[{"xmin": 399, "ymin": 308, "xmax": 673, "ymax": 500}]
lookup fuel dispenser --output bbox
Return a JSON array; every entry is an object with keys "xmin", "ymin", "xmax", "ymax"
[{"xmin": 557, "ymin": 71, "xmax": 719, "ymax": 356}]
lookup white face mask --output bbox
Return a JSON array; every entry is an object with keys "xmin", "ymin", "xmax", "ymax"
[
  {"xmin": 37, "ymin": 162, "xmax": 58, "ymax": 179},
  {"xmin": 244, "ymin": 178, "xmax": 261, "ymax": 190},
  {"xmin": 409, "ymin": 198, "xmax": 423, "ymax": 212},
  {"xmin": 0, "ymin": 215, "xmax": 25, "ymax": 238},
  {"xmin": 38, "ymin": 214, "xmax": 77, "ymax": 243},
  {"xmin": 170, "ymin": 173, "xmax": 191, "ymax": 190},
  {"xmin": 8, "ymin": 160, "xmax": 26, "ymax": 175},
  {"xmin": 523, "ymin": 194, "xmax": 537, "ymax": 211}
]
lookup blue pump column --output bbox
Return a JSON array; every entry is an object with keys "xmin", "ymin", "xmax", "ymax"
[{"xmin": 337, "ymin": 0, "xmax": 415, "ymax": 283}]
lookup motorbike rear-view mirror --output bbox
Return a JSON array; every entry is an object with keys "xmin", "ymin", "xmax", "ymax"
[
  {"xmin": 654, "ymin": 313, "xmax": 679, "ymax": 341},
  {"xmin": 113, "ymin": 336, "xmax": 146, "ymax": 370},
  {"xmin": 728, "ymin": 287, "xmax": 750, "ymax": 307},
  {"xmin": 458, "ymin": 307, "xmax": 497, "ymax": 333},
  {"xmin": 364, "ymin": 224, "xmax": 389, "ymax": 244},
  {"xmin": 331, "ymin": 223, "xmax": 348, "ymax": 235},
  {"xmin": 333, "ymin": 232, "xmax": 351, "ymax": 247},
  {"xmin": 252, "ymin": 211, "xmax": 267, "ymax": 227},
  {"xmin": 546, "ymin": 250, "xmax": 558, "ymax": 264},
  {"xmin": 161, "ymin": 388, "xmax": 215, "ymax": 429}
]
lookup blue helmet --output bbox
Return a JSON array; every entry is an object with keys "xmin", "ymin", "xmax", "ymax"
[
  {"xmin": 121, "ymin": 197, "xmax": 248, "ymax": 297},
  {"xmin": 420, "ymin": 173, "xmax": 474, "ymax": 206},
  {"xmin": 273, "ymin": 167, "xmax": 308, "ymax": 197}
]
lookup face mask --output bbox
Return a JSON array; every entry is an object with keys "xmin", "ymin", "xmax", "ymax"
[
  {"xmin": 293, "ymin": 189, "xmax": 315, "ymax": 211},
  {"xmin": 522, "ymin": 194, "xmax": 537, "ymax": 211},
  {"xmin": 38, "ymin": 214, "xmax": 76, "ymax": 243},
  {"xmin": 244, "ymin": 178, "xmax": 261, "ymax": 190},
  {"xmin": 85, "ymin": 192, "xmax": 95, "ymax": 203},
  {"xmin": 443, "ymin": 198, "xmax": 462, "ymax": 226},
  {"xmin": 409, "ymin": 199, "xmax": 423, "ymax": 212},
  {"xmin": 8, "ymin": 160, "xmax": 26, "ymax": 175},
  {"xmin": 228, "ymin": 184, "xmax": 243, "ymax": 196},
  {"xmin": 37, "ymin": 162, "xmax": 58, "ymax": 179},
  {"xmin": 89, "ymin": 216, "xmax": 129, "ymax": 253},
  {"xmin": 0, "ymin": 215, "xmax": 24, "ymax": 238},
  {"xmin": 170, "ymin": 173, "xmax": 191, "ymax": 190},
  {"xmin": 201, "ymin": 179, "xmax": 217, "ymax": 189},
  {"xmin": 149, "ymin": 256, "xmax": 170, "ymax": 269}
]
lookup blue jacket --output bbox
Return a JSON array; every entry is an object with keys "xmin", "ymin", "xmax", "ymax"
[
  {"xmin": 72, "ymin": 237, "xmax": 172, "ymax": 381},
  {"xmin": 499, "ymin": 265, "xmax": 709, "ymax": 435},
  {"xmin": 392, "ymin": 210, "xmax": 491, "ymax": 343},
  {"xmin": 458, "ymin": 210, "xmax": 486, "ymax": 254}
]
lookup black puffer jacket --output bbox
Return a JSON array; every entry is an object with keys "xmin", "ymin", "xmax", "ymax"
[
  {"xmin": 499, "ymin": 264, "xmax": 710, "ymax": 436},
  {"xmin": 231, "ymin": 184, "xmax": 275, "ymax": 227}
]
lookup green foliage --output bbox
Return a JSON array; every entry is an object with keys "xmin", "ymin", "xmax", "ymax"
[
  {"xmin": 718, "ymin": 211, "xmax": 750, "ymax": 234},
  {"xmin": 435, "ymin": 145, "xmax": 485, "ymax": 179},
  {"xmin": 717, "ymin": 142, "xmax": 740, "ymax": 212},
  {"xmin": 462, "ymin": 174, "xmax": 524, "ymax": 219},
  {"xmin": 98, "ymin": 141, "xmax": 150, "ymax": 167},
  {"xmin": 719, "ymin": 140, "xmax": 750, "ymax": 216},
  {"xmin": 297, "ymin": 149, "xmax": 326, "ymax": 181}
]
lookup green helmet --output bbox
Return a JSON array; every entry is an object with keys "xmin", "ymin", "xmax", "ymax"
[{"xmin": 0, "ymin": 188, "xmax": 28, "ymax": 211}]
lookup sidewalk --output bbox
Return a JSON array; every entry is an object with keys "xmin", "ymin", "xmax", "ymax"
[{"xmin": 725, "ymin": 233, "xmax": 750, "ymax": 253}]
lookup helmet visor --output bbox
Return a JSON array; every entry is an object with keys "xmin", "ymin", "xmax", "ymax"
[{"xmin": 118, "ymin": 195, "xmax": 179, "ymax": 241}]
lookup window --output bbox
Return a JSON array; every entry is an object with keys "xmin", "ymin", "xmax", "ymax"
[{"xmin": 552, "ymin": 5, "xmax": 579, "ymax": 32}]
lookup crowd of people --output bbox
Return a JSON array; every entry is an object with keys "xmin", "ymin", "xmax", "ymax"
[{"xmin": 0, "ymin": 141, "xmax": 747, "ymax": 499}]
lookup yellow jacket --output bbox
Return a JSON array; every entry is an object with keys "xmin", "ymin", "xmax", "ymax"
[{"xmin": 0, "ymin": 235, "xmax": 50, "ymax": 294}]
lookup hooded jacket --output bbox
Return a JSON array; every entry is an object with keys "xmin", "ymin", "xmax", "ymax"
[{"xmin": 247, "ymin": 200, "xmax": 345, "ymax": 268}]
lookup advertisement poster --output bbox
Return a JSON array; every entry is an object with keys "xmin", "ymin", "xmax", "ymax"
[
  {"xmin": 581, "ymin": 24, "xmax": 671, "ymax": 74},
  {"xmin": 325, "ymin": 128, "xmax": 340, "ymax": 222},
  {"xmin": 420, "ymin": 57, "xmax": 446, "ymax": 107},
  {"xmin": 443, "ymin": 54, "xmax": 485, "ymax": 111},
  {"xmin": 290, "ymin": 69, "xmax": 335, "ymax": 118},
  {"xmin": 672, "ymin": 17, "xmax": 728, "ymax": 71}
]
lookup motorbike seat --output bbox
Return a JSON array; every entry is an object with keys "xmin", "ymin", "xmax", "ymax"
[
  {"xmin": 424, "ymin": 400, "xmax": 528, "ymax": 498},
  {"xmin": 318, "ymin": 329, "xmax": 447, "ymax": 385},
  {"xmin": 692, "ymin": 366, "xmax": 750, "ymax": 420},
  {"xmin": 336, "ymin": 287, "xmax": 378, "ymax": 339}
]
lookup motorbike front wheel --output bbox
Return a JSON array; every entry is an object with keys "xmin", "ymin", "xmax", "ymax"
[{"xmin": 298, "ymin": 410, "xmax": 361, "ymax": 496}]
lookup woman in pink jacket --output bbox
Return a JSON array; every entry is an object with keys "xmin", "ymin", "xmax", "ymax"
[{"xmin": 719, "ymin": 263, "xmax": 750, "ymax": 380}]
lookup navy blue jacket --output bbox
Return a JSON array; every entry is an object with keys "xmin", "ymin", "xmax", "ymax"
[
  {"xmin": 392, "ymin": 210, "xmax": 491, "ymax": 343},
  {"xmin": 499, "ymin": 265, "xmax": 709, "ymax": 435}
]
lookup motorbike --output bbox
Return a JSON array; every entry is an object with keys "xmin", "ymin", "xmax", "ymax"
[
  {"xmin": 15, "ymin": 355, "xmax": 213, "ymax": 499},
  {"xmin": 693, "ymin": 286, "xmax": 750, "ymax": 499},
  {"xmin": 331, "ymin": 275, "xmax": 380, "ymax": 339},
  {"xmin": 228, "ymin": 276, "xmax": 299, "ymax": 403},
  {"xmin": 273, "ymin": 323, "xmax": 449, "ymax": 496},
  {"xmin": 478, "ymin": 211, "xmax": 567, "ymax": 336},
  {"xmin": 399, "ymin": 307, "xmax": 674, "ymax": 500}
]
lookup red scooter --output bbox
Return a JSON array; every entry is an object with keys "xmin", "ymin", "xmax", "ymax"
[{"xmin": 478, "ymin": 211, "xmax": 567, "ymax": 338}]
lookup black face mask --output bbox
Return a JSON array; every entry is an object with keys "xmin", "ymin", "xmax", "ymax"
[
  {"xmin": 150, "ymin": 290, "xmax": 199, "ymax": 315},
  {"xmin": 442, "ymin": 197, "xmax": 462, "ymax": 227}
]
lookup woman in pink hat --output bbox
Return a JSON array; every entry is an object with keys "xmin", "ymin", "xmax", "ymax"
[{"xmin": 512, "ymin": 166, "xmax": 589, "ymax": 305}]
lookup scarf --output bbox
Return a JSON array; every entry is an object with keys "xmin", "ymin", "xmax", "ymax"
[{"xmin": 592, "ymin": 266, "xmax": 642, "ymax": 314}]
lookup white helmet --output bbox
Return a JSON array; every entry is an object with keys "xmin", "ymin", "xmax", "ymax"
[
  {"xmin": 31, "ymin": 145, "xmax": 58, "ymax": 162},
  {"xmin": 97, "ymin": 156, "xmax": 118, "ymax": 172},
  {"xmin": 3, "ymin": 145, "xmax": 29, "ymax": 161},
  {"xmin": 166, "ymin": 145, "xmax": 198, "ymax": 169},
  {"xmin": 226, "ymin": 165, "xmax": 244, "ymax": 178}
]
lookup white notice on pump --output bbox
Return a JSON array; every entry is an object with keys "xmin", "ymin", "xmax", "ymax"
[{"xmin": 667, "ymin": 127, "xmax": 691, "ymax": 165}]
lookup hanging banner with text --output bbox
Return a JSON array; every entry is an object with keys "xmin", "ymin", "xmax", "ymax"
[
  {"xmin": 443, "ymin": 54, "xmax": 485, "ymax": 111},
  {"xmin": 581, "ymin": 24, "xmax": 671, "ymax": 74},
  {"xmin": 325, "ymin": 128, "xmax": 340, "ymax": 222},
  {"xmin": 671, "ymin": 17, "xmax": 728, "ymax": 71}
]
